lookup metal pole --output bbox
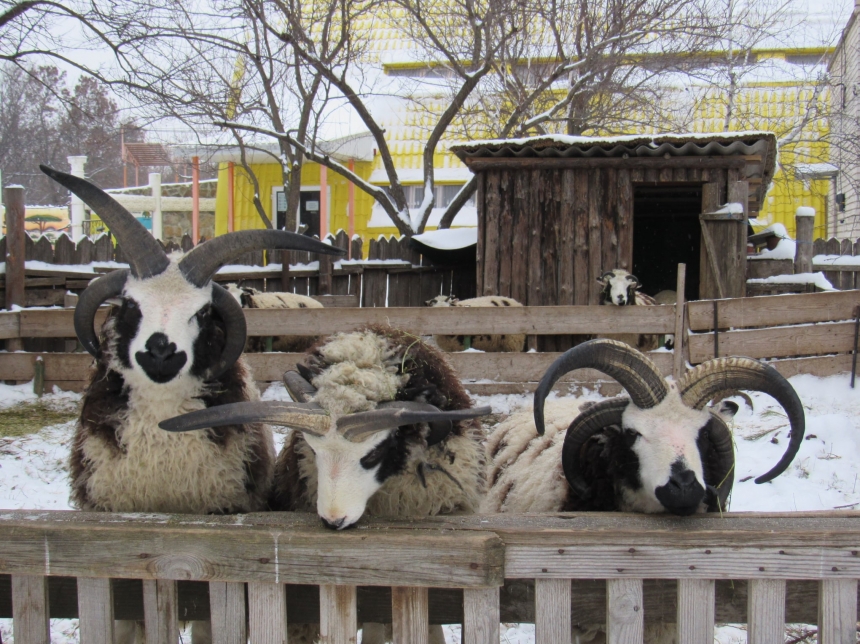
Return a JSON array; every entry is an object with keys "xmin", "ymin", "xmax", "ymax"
[
  {"xmin": 192, "ymin": 156, "xmax": 200, "ymax": 244},
  {"xmin": 851, "ymin": 306, "xmax": 859, "ymax": 389},
  {"xmin": 150, "ymin": 172, "xmax": 162, "ymax": 241},
  {"xmin": 67, "ymin": 156, "xmax": 87, "ymax": 243},
  {"xmin": 673, "ymin": 263, "xmax": 687, "ymax": 380}
]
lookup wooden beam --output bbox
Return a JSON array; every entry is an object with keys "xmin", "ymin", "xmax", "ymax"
[
  {"xmin": 210, "ymin": 581, "xmax": 246, "ymax": 644},
  {"xmin": 747, "ymin": 579, "xmax": 785, "ymax": 644},
  {"xmin": 688, "ymin": 321, "xmax": 856, "ymax": 363},
  {"xmin": 677, "ymin": 579, "xmax": 714, "ymax": 644},
  {"xmin": 463, "ymin": 156, "xmax": 748, "ymax": 172},
  {"xmin": 688, "ymin": 291, "xmax": 860, "ymax": 331},
  {"xmin": 392, "ymin": 587, "xmax": 428, "ymax": 644},
  {"xmin": 463, "ymin": 588, "xmax": 499, "ymax": 644},
  {"xmin": 143, "ymin": 579, "xmax": 179, "ymax": 644},
  {"xmin": 248, "ymin": 582, "xmax": 287, "ymax": 644},
  {"xmin": 607, "ymin": 579, "xmax": 644, "ymax": 644},
  {"xmin": 535, "ymin": 579, "xmax": 571, "ymax": 644},
  {"xmin": 78, "ymin": 577, "xmax": 115, "ymax": 644},
  {"xmin": 12, "ymin": 574, "xmax": 49, "ymax": 644},
  {"xmin": 320, "ymin": 585, "xmax": 357, "ymax": 644}
]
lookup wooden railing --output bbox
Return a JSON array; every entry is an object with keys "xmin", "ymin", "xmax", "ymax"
[
  {"xmin": 1, "ymin": 290, "xmax": 858, "ymax": 393},
  {"xmin": 1, "ymin": 512, "xmax": 859, "ymax": 643}
]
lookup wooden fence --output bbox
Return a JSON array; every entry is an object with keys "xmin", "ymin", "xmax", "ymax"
[
  {"xmin": 0, "ymin": 231, "xmax": 476, "ymax": 312},
  {"xmin": 812, "ymin": 237, "xmax": 860, "ymax": 291},
  {"xmin": 1, "ymin": 511, "xmax": 859, "ymax": 643},
  {"xmin": 0, "ymin": 290, "xmax": 857, "ymax": 394}
]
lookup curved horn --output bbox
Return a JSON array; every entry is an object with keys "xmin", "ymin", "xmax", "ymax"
[
  {"xmin": 701, "ymin": 414, "xmax": 735, "ymax": 511},
  {"xmin": 159, "ymin": 400, "xmax": 331, "ymax": 436},
  {"xmin": 205, "ymin": 283, "xmax": 249, "ymax": 380},
  {"xmin": 534, "ymin": 339, "xmax": 669, "ymax": 435},
  {"xmin": 74, "ymin": 269, "xmax": 129, "ymax": 356},
  {"xmin": 561, "ymin": 398, "xmax": 629, "ymax": 499},
  {"xmin": 678, "ymin": 357, "xmax": 805, "ymax": 484},
  {"xmin": 283, "ymin": 370, "xmax": 318, "ymax": 403},
  {"xmin": 40, "ymin": 165, "xmax": 169, "ymax": 279},
  {"xmin": 337, "ymin": 402, "xmax": 492, "ymax": 442},
  {"xmin": 178, "ymin": 230, "xmax": 346, "ymax": 288}
]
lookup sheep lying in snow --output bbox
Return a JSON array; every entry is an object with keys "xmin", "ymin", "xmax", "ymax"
[
  {"xmin": 161, "ymin": 326, "xmax": 491, "ymax": 644},
  {"xmin": 425, "ymin": 294, "xmax": 525, "ymax": 352},
  {"xmin": 596, "ymin": 269, "xmax": 661, "ymax": 352},
  {"xmin": 39, "ymin": 165, "xmax": 344, "ymax": 644},
  {"xmin": 482, "ymin": 338, "xmax": 805, "ymax": 643},
  {"xmin": 224, "ymin": 283, "xmax": 323, "ymax": 352}
]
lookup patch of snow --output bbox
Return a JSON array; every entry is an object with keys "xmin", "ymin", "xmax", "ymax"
[
  {"xmin": 451, "ymin": 130, "xmax": 774, "ymax": 150},
  {"xmin": 814, "ymin": 254, "xmax": 860, "ymax": 267},
  {"xmin": 750, "ymin": 237, "xmax": 796, "ymax": 260},
  {"xmin": 411, "ymin": 228, "xmax": 477, "ymax": 250},
  {"xmin": 747, "ymin": 272, "xmax": 835, "ymax": 290},
  {"xmin": 713, "ymin": 202, "xmax": 744, "ymax": 214},
  {"xmin": 796, "ymin": 206, "xmax": 816, "ymax": 217}
]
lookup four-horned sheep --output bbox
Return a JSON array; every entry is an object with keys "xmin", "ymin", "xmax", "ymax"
[
  {"xmin": 161, "ymin": 325, "xmax": 491, "ymax": 644},
  {"xmin": 424, "ymin": 294, "xmax": 525, "ymax": 352},
  {"xmin": 482, "ymin": 338, "xmax": 805, "ymax": 640},
  {"xmin": 224, "ymin": 283, "xmax": 323, "ymax": 352},
  {"xmin": 39, "ymin": 165, "xmax": 344, "ymax": 643},
  {"xmin": 596, "ymin": 269, "xmax": 662, "ymax": 351}
]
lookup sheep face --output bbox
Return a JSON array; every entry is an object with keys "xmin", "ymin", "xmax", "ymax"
[
  {"xmin": 616, "ymin": 390, "xmax": 724, "ymax": 515},
  {"xmin": 598, "ymin": 270, "xmax": 640, "ymax": 306},
  {"xmin": 302, "ymin": 427, "xmax": 403, "ymax": 529},
  {"xmin": 111, "ymin": 263, "xmax": 219, "ymax": 387},
  {"xmin": 425, "ymin": 294, "xmax": 456, "ymax": 307}
]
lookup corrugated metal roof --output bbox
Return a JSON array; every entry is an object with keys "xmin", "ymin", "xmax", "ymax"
[{"xmin": 451, "ymin": 131, "xmax": 777, "ymax": 212}]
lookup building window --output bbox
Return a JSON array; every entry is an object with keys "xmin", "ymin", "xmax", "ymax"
[{"xmin": 401, "ymin": 184, "xmax": 476, "ymax": 209}]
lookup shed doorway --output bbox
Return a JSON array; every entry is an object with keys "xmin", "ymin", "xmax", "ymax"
[{"xmin": 632, "ymin": 185, "xmax": 702, "ymax": 301}]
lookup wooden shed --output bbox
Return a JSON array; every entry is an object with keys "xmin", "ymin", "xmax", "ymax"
[{"xmin": 452, "ymin": 132, "xmax": 776, "ymax": 306}]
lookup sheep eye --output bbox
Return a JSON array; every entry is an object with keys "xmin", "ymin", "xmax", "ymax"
[
  {"xmin": 193, "ymin": 306, "xmax": 211, "ymax": 323},
  {"xmin": 124, "ymin": 299, "xmax": 137, "ymax": 310},
  {"xmin": 622, "ymin": 428, "xmax": 641, "ymax": 445}
]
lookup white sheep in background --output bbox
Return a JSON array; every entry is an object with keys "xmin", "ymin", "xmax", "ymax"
[
  {"xmin": 161, "ymin": 325, "xmax": 492, "ymax": 644},
  {"xmin": 224, "ymin": 283, "xmax": 323, "ymax": 352},
  {"xmin": 39, "ymin": 165, "xmax": 344, "ymax": 644},
  {"xmin": 482, "ymin": 338, "xmax": 805, "ymax": 643},
  {"xmin": 425, "ymin": 294, "xmax": 525, "ymax": 352},
  {"xmin": 596, "ymin": 269, "xmax": 661, "ymax": 351}
]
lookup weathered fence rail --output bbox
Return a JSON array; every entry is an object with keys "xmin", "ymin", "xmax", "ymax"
[
  {"xmin": 0, "ymin": 511, "xmax": 858, "ymax": 643},
  {"xmin": 812, "ymin": 236, "xmax": 860, "ymax": 291}
]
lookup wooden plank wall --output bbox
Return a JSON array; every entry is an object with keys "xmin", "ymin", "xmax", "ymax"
[{"xmin": 812, "ymin": 237, "xmax": 860, "ymax": 290}]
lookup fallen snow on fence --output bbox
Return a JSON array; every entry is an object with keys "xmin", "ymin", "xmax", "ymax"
[{"xmin": 1, "ymin": 372, "xmax": 860, "ymax": 642}]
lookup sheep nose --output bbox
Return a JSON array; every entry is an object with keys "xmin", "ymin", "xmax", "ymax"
[
  {"xmin": 321, "ymin": 516, "xmax": 348, "ymax": 530},
  {"xmin": 146, "ymin": 333, "xmax": 176, "ymax": 359},
  {"xmin": 667, "ymin": 469, "xmax": 698, "ymax": 491},
  {"xmin": 135, "ymin": 333, "xmax": 188, "ymax": 383}
]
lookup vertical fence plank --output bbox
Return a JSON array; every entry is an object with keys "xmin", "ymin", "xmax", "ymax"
[
  {"xmin": 677, "ymin": 579, "xmax": 714, "ymax": 644},
  {"xmin": 78, "ymin": 577, "xmax": 115, "ymax": 644},
  {"xmin": 210, "ymin": 581, "xmax": 246, "ymax": 644},
  {"xmin": 535, "ymin": 578, "xmax": 571, "ymax": 644},
  {"xmin": 818, "ymin": 579, "xmax": 858, "ymax": 644},
  {"xmin": 392, "ymin": 586, "xmax": 428, "ymax": 644},
  {"xmin": 248, "ymin": 582, "xmax": 287, "ymax": 644},
  {"xmin": 320, "ymin": 584, "xmax": 357, "ymax": 644},
  {"xmin": 607, "ymin": 579, "xmax": 643, "ymax": 644},
  {"xmin": 12, "ymin": 574, "xmax": 49, "ymax": 644},
  {"xmin": 143, "ymin": 579, "xmax": 179, "ymax": 644},
  {"xmin": 463, "ymin": 587, "xmax": 499, "ymax": 644},
  {"xmin": 747, "ymin": 579, "xmax": 785, "ymax": 644}
]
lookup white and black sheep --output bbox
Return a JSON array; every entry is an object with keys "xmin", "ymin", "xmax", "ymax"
[
  {"xmin": 40, "ymin": 165, "xmax": 343, "ymax": 642},
  {"xmin": 224, "ymin": 283, "xmax": 323, "ymax": 353},
  {"xmin": 161, "ymin": 326, "xmax": 491, "ymax": 643},
  {"xmin": 482, "ymin": 338, "xmax": 805, "ymax": 643},
  {"xmin": 596, "ymin": 269, "xmax": 661, "ymax": 351},
  {"xmin": 425, "ymin": 294, "xmax": 525, "ymax": 352}
]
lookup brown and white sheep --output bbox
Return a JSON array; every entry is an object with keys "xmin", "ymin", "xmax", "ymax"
[{"xmin": 425, "ymin": 294, "xmax": 525, "ymax": 352}]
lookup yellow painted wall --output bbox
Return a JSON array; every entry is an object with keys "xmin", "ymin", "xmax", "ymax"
[{"xmin": 215, "ymin": 160, "xmax": 375, "ymax": 238}]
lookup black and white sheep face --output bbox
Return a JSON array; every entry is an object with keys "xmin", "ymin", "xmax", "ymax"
[
  {"xmin": 114, "ymin": 264, "xmax": 216, "ymax": 387},
  {"xmin": 425, "ymin": 294, "xmax": 456, "ymax": 307},
  {"xmin": 617, "ymin": 391, "xmax": 717, "ymax": 515},
  {"xmin": 599, "ymin": 270, "xmax": 640, "ymax": 306},
  {"xmin": 302, "ymin": 428, "xmax": 398, "ymax": 530}
]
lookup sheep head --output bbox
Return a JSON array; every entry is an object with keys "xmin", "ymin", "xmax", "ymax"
[
  {"xmin": 41, "ymin": 165, "xmax": 344, "ymax": 386},
  {"xmin": 160, "ymin": 329, "xmax": 490, "ymax": 529},
  {"xmin": 598, "ymin": 269, "xmax": 640, "ymax": 306},
  {"xmin": 425, "ymin": 294, "xmax": 458, "ymax": 307},
  {"xmin": 534, "ymin": 339, "xmax": 805, "ymax": 515}
]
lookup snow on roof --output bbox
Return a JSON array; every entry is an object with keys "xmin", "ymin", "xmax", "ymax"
[
  {"xmin": 411, "ymin": 227, "xmax": 477, "ymax": 250},
  {"xmin": 747, "ymin": 272, "xmax": 835, "ymax": 290},
  {"xmin": 450, "ymin": 130, "xmax": 776, "ymax": 152}
]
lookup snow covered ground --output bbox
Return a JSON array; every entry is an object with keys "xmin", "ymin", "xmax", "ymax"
[{"xmin": 2, "ymin": 372, "xmax": 859, "ymax": 642}]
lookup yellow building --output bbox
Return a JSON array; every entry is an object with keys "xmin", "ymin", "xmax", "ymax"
[{"xmin": 209, "ymin": 39, "xmax": 835, "ymax": 242}]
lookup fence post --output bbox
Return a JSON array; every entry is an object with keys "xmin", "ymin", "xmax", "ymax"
[
  {"xmin": 794, "ymin": 207, "xmax": 815, "ymax": 274},
  {"xmin": 4, "ymin": 185, "xmax": 25, "ymax": 351},
  {"xmin": 673, "ymin": 263, "xmax": 686, "ymax": 380}
]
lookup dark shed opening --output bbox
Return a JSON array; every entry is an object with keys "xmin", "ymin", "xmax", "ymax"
[{"xmin": 632, "ymin": 184, "xmax": 703, "ymax": 302}]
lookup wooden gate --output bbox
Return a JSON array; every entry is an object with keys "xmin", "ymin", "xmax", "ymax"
[{"xmin": 699, "ymin": 175, "xmax": 749, "ymax": 299}]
